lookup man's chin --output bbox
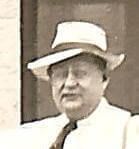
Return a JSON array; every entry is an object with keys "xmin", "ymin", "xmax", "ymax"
[{"xmin": 62, "ymin": 101, "xmax": 83, "ymax": 112}]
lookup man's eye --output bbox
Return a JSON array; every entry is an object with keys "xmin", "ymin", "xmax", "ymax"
[{"xmin": 52, "ymin": 70, "xmax": 67, "ymax": 79}]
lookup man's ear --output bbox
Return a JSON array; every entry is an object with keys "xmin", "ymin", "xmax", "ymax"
[{"xmin": 102, "ymin": 77, "xmax": 110, "ymax": 90}]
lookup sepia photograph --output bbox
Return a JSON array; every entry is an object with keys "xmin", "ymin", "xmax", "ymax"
[{"xmin": 0, "ymin": 0, "xmax": 139, "ymax": 148}]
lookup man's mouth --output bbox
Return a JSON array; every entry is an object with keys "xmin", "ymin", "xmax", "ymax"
[{"xmin": 61, "ymin": 93, "xmax": 79, "ymax": 101}]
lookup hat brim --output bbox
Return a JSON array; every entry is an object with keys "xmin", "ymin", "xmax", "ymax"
[{"xmin": 27, "ymin": 47, "xmax": 125, "ymax": 80}]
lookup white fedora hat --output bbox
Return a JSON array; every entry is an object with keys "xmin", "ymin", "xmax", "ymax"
[{"xmin": 27, "ymin": 21, "xmax": 125, "ymax": 80}]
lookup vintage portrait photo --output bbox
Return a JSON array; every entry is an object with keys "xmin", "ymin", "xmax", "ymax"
[{"xmin": 0, "ymin": 0, "xmax": 139, "ymax": 148}]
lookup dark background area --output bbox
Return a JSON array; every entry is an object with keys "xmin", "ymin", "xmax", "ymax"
[{"xmin": 21, "ymin": 0, "xmax": 139, "ymax": 123}]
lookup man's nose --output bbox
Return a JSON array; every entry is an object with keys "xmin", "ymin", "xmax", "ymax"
[{"xmin": 64, "ymin": 69, "xmax": 78, "ymax": 88}]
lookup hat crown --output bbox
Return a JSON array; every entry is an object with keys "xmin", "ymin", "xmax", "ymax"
[{"xmin": 52, "ymin": 21, "xmax": 107, "ymax": 51}]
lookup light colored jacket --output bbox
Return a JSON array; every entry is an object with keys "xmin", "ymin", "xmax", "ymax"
[{"xmin": 0, "ymin": 98, "xmax": 139, "ymax": 149}]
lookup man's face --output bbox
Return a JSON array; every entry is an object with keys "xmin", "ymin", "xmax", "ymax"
[{"xmin": 49, "ymin": 53, "xmax": 105, "ymax": 121}]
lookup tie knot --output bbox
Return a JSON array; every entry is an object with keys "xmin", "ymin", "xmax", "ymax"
[{"xmin": 64, "ymin": 121, "xmax": 77, "ymax": 133}]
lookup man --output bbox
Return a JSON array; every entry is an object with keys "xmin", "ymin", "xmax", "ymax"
[
  {"xmin": 25, "ymin": 21, "xmax": 139, "ymax": 149},
  {"xmin": 0, "ymin": 21, "xmax": 138, "ymax": 149}
]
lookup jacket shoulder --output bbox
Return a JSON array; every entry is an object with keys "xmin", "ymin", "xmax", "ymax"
[
  {"xmin": 21, "ymin": 114, "xmax": 62, "ymax": 128},
  {"xmin": 106, "ymin": 103, "xmax": 131, "ymax": 120}
]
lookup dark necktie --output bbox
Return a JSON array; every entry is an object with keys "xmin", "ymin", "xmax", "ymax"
[{"xmin": 49, "ymin": 121, "xmax": 77, "ymax": 149}]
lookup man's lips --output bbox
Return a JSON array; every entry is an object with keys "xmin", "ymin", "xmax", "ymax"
[{"xmin": 61, "ymin": 93, "xmax": 79, "ymax": 100}]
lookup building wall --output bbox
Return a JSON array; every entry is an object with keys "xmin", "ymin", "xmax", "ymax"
[{"xmin": 0, "ymin": 0, "xmax": 20, "ymax": 129}]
